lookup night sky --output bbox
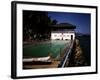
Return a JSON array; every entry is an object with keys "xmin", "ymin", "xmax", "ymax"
[{"xmin": 48, "ymin": 12, "xmax": 91, "ymax": 34}]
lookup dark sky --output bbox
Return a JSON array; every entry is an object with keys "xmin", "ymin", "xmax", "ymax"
[{"xmin": 48, "ymin": 12, "xmax": 91, "ymax": 34}]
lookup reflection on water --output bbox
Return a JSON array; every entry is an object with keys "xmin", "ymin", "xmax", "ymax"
[{"xmin": 23, "ymin": 40, "xmax": 71, "ymax": 58}]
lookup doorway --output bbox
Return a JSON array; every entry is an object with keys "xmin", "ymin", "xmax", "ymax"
[{"xmin": 71, "ymin": 35, "xmax": 73, "ymax": 40}]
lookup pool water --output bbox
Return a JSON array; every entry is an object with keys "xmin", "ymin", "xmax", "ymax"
[{"xmin": 23, "ymin": 40, "xmax": 71, "ymax": 58}]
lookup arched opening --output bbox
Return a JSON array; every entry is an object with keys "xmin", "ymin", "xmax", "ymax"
[{"xmin": 71, "ymin": 35, "xmax": 73, "ymax": 40}]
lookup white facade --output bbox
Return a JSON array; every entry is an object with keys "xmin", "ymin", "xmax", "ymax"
[{"xmin": 51, "ymin": 31, "xmax": 75, "ymax": 40}]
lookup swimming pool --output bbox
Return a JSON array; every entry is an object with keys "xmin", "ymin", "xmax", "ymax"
[{"xmin": 23, "ymin": 40, "xmax": 71, "ymax": 58}]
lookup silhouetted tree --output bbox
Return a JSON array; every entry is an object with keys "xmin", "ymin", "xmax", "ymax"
[
  {"xmin": 23, "ymin": 10, "xmax": 58, "ymax": 41},
  {"xmin": 52, "ymin": 19, "xmax": 58, "ymax": 25}
]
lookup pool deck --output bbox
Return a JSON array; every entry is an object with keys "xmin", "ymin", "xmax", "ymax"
[{"xmin": 23, "ymin": 60, "xmax": 60, "ymax": 69}]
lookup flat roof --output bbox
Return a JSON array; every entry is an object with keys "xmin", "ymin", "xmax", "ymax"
[{"xmin": 49, "ymin": 23, "xmax": 76, "ymax": 29}]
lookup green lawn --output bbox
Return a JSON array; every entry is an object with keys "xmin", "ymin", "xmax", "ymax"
[{"xmin": 23, "ymin": 40, "xmax": 71, "ymax": 58}]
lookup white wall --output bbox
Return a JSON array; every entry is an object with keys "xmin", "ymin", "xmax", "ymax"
[
  {"xmin": 51, "ymin": 32, "xmax": 62, "ymax": 40},
  {"xmin": 63, "ymin": 33, "xmax": 75, "ymax": 40},
  {"xmin": 51, "ymin": 32, "xmax": 75, "ymax": 40}
]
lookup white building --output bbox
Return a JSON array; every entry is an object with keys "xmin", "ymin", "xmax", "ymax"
[{"xmin": 50, "ymin": 23, "xmax": 76, "ymax": 40}]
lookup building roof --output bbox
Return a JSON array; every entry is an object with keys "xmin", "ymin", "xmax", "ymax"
[{"xmin": 49, "ymin": 23, "xmax": 76, "ymax": 29}]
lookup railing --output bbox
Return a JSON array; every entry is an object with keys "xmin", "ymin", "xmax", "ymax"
[{"xmin": 58, "ymin": 40, "xmax": 74, "ymax": 67}]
